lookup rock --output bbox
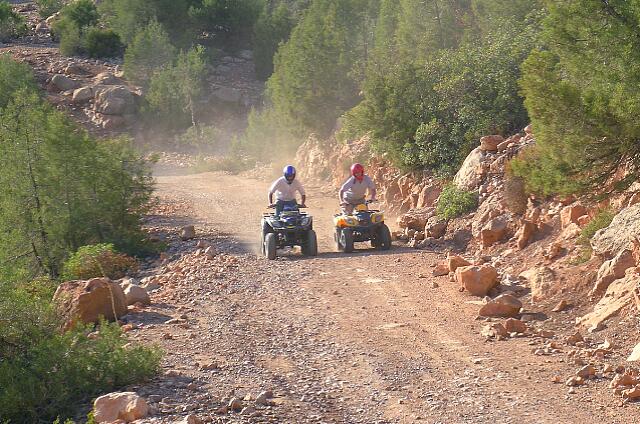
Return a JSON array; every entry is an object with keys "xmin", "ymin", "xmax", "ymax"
[
  {"xmin": 480, "ymin": 216, "xmax": 508, "ymax": 248},
  {"xmin": 241, "ymin": 406, "xmax": 257, "ymax": 415},
  {"xmin": 204, "ymin": 246, "xmax": 216, "ymax": 258},
  {"xmin": 432, "ymin": 263, "xmax": 449, "ymax": 277},
  {"xmin": 591, "ymin": 204, "xmax": 640, "ymax": 258},
  {"xmin": 53, "ymin": 278, "xmax": 127, "ymax": 330},
  {"xmin": 479, "ymin": 135, "xmax": 504, "ymax": 152},
  {"xmin": 552, "ymin": 299, "xmax": 569, "ymax": 312},
  {"xmin": 610, "ymin": 373, "xmax": 637, "ymax": 388},
  {"xmin": 51, "ymin": 74, "xmax": 80, "ymax": 91},
  {"xmin": 590, "ymin": 249, "xmax": 635, "ymax": 299},
  {"xmin": 397, "ymin": 207, "xmax": 436, "ymax": 230},
  {"xmin": 417, "ymin": 184, "xmax": 441, "ymax": 208},
  {"xmin": 64, "ymin": 64, "xmax": 84, "ymax": 75},
  {"xmin": 93, "ymin": 392, "xmax": 149, "ymax": 422},
  {"xmin": 447, "ymin": 254, "xmax": 471, "ymax": 272},
  {"xmin": 454, "ymin": 147, "xmax": 486, "ymax": 191},
  {"xmin": 560, "ymin": 204, "xmax": 588, "ymax": 228},
  {"xmin": 425, "ymin": 217, "xmax": 447, "ymax": 239},
  {"xmin": 481, "ymin": 322, "xmax": 507, "ymax": 339},
  {"xmin": 94, "ymin": 85, "xmax": 136, "ymax": 115},
  {"xmin": 515, "ymin": 220, "xmax": 536, "ymax": 250},
  {"xmin": 181, "ymin": 225, "xmax": 196, "ymax": 240},
  {"xmin": 478, "ymin": 294, "xmax": 522, "ymax": 317},
  {"xmin": 519, "ymin": 267, "xmax": 555, "ymax": 303},
  {"xmin": 72, "ymin": 86, "xmax": 94, "ymax": 103},
  {"xmin": 627, "ymin": 342, "xmax": 640, "ymax": 362},
  {"xmin": 182, "ymin": 414, "xmax": 203, "ymax": 424},
  {"xmin": 524, "ymin": 124, "xmax": 533, "ymax": 134},
  {"xmin": 623, "ymin": 387, "xmax": 640, "ymax": 400},
  {"xmin": 212, "ymin": 87, "xmax": 242, "ymax": 103},
  {"xmin": 565, "ymin": 376, "xmax": 585, "ymax": 387},
  {"xmin": 94, "ymin": 72, "xmax": 120, "ymax": 85},
  {"xmin": 576, "ymin": 365, "xmax": 596, "ymax": 378},
  {"xmin": 566, "ymin": 331, "xmax": 583, "ymax": 345},
  {"xmin": 228, "ymin": 397, "xmax": 243, "ymax": 412},
  {"xmin": 255, "ymin": 391, "xmax": 272, "ymax": 406},
  {"xmin": 457, "ymin": 265, "xmax": 498, "ymax": 296},
  {"xmin": 544, "ymin": 242, "xmax": 563, "ymax": 260},
  {"xmin": 124, "ymin": 284, "xmax": 151, "ymax": 306},
  {"xmin": 577, "ymin": 267, "xmax": 639, "ymax": 330},
  {"xmin": 504, "ymin": 318, "xmax": 527, "ymax": 333}
]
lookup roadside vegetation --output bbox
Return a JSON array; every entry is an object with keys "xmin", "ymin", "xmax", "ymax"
[{"xmin": 0, "ymin": 55, "xmax": 161, "ymax": 423}]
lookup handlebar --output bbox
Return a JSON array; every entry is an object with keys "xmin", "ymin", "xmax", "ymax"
[{"xmin": 267, "ymin": 204, "xmax": 307, "ymax": 209}]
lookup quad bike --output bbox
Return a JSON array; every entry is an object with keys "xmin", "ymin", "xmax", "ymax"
[
  {"xmin": 261, "ymin": 204, "xmax": 318, "ymax": 260},
  {"xmin": 333, "ymin": 200, "xmax": 391, "ymax": 253}
]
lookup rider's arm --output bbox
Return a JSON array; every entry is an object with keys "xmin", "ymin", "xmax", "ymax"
[
  {"xmin": 370, "ymin": 187, "xmax": 377, "ymax": 201},
  {"xmin": 301, "ymin": 194, "xmax": 306, "ymax": 206},
  {"xmin": 268, "ymin": 179, "xmax": 278, "ymax": 205},
  {"xmin": 339, "ymin": 179, "xmax": 350, "ymax": 202},
  {"xmin": 269, "ymin": 192, "xmax": 274, "ymax": 205}
]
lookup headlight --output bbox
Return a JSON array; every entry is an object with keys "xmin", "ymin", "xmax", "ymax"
[
  {"xmin": 371, "ymin": 213, "xmax": 384, "ymax": 223},
  {"xmin": 300, "ymin": 216, "xmax": 311, "ymax": 226},
  {"xmin": 335, "ymin": 217, "xmax": 357, "ymax": 227},
  {"xmin": 345, "ymin": 217, "xmax": 357, "ymax": 226}
]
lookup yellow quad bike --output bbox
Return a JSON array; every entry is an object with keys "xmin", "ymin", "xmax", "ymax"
[{"xmin": 333, "ymin": 200, "xmax": 391, "ymax": 253}]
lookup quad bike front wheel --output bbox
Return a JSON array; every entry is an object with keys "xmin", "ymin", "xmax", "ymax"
[
  {"xmin": 339, "ymin": 228, "xmax": 354, "ymax": 253},
  {"xmin": 302, "ymin": 229, "xmax": 318, "ymax": 256},
  {"xmin": 265, "ymin": 233, "xmax": 277, "ymax": 260}
]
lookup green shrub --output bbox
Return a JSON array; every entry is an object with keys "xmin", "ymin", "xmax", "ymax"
[
  {"xmin": 54, "ymin": 17, "xmax": 82, "ymax": 55},
  {"xmin": 0, "ymin": 311, "xmax": 161, "ymax": 422},
  {"xmin": 62, "ymin": 243, "xmax": 138, "ymax": 281},
  {"xmin": 83, "ymin": 27, "xmax": 123, "ymax": 58},
  {"xmin": 0, "ymin": 1, "xmax": 27, "ymax": 41},
  {"xmin": 123, "ymin": 20, "xmax": 175, "ymax": 87},
  {"xmin": 52, "ymin": 0, "xmax": 99, "ymax": 55},
  {"xmin": 60, "ymin": 0, "xmax": 98, "ymax": 29},
  {"xmin": 577, "ymin": 209, "xmax": 615, "ymax": 248},
  {"xmin": 436, "ymin": 183, "xmax": 478, "ymax": 220},
  {"xmin": 36, "ymin": 0, "xmax": 64, "ymax": 18}
]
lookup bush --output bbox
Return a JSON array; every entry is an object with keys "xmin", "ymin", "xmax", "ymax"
[
  {"xmin": 36, "ymin": 0, "xmax": 64, "ymax": 18},
  {"xmin": 577, "ymin": 209, "xmax": 615, "ymax": 248},
  {"xmin": 52, "ymin": 0, "xmax": 99, "ymax": 55},
  {"xmin": 0, "ymin": 308, "xmax": 161, "ymax": 422},
  {"xmin": 54, "ymin": 17, "xmax": 82, "ymax": 55},
  {"xmin": 0, "ymin": 1, "xmax": 27, "ymax": 41},
  {"xmin": 436, "ymin": 183, "xmax": 478, "ymax": 220},
  {"xmin": 83, "ymin": 27, "xmax": 123, "ymax": 58},
  {"xmin": 62, "ymin": 243, "xmax": 138, "ymax": 281},
  {"xmin": 60, "ymin": 0, "xmax": 98, "ymax": 29},
  {"xmin": 123, "ymin": 20, "xmax": 175, "ymax": 87},
  {"xmin": 503, "ymin": 164, "xmax": 528, "ymax": 215}
]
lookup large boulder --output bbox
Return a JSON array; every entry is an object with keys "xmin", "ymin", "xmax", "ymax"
[
  {"xmin": 94, "ymin": 85, "xmax": 136, "ymax": 115},
  {"xmin": 590, "ymin": 249, "xmax": 636, "ymax": 299},
  {"xmin": 425, "ymin": 216, "xmax": 447, "ymax": 239},
  {"xmin": 397, "ymin": 207, "xmax": 436, "ymax": 231},
  {"xmin": 93, "ymin": 392, "xmax": 149, "ymax": 423},
  {"xmin": 478, "ymin": 294, "xmax": 522, "ymax": 318},
  {"xmin": 454, "ymin": 147, "xmax": 486, "ymax": 191},
  {"xmin": 447, "ymin": 254, "xmax": 471, "ymax": 272},
  {"xmin": 72, "ymin": 86, "xmax": 94, "ymax": 103},
  {"xmin": 515, "ymin": 220, "xmax": 536, "ymax": 250},
  {"xmin": 53, "ymin": 278, "xmax": 127, "ymax": 330},
  {"xmin": 577, "ymin": 267, "xmax": 639, "ymax": 331},
  {"xmin": 591, "ymin": 204, "xmax": 640, "ymax": 258},
  {"xmin": 416, "ymin": 184, "xmax": 441, "ymax": 208},
  {"xmin": 457, "ymin": 265, "xmax": 498, "ymax": 296},
  {"xmin": 519, "ymin": 267, "xmax": 555, "ymax": 303},
  {"xmin": 124, "ymin": 284, "xmax": 151, "ymax": 306},
  {"xmin": 480, "ymin": 216, "xmax": 508, "ymax": 248},
  {"xmin": 51, "ymin": 74, "xmax": 81, "ymax": 91},
  {"xmin": 479, "ymin": 135, "xmax": 504, "ymax": 152},
  {"xmin": 560, "ymin": 203, "xmax": 588, "ymax": 229}
]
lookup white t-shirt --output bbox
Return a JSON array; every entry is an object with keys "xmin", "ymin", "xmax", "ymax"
[
  {"xmin": 340, "ymin": 175, "xmax": 375, "ymax": 201},
  {"xmin": 269, "ymin": 177, "xmax": 305, "ymax": 201}
]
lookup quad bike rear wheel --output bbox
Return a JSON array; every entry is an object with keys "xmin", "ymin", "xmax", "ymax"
[
  {"xmin": 377, "ymin": 224, "xmax": 392, "ymax": 250},
  {"xmin": 265, "ymin": 233, "xmax": 277, "ymax": 260}
]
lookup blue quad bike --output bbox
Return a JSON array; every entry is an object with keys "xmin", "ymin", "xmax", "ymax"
[
  {"xmin": 333, "ymin": 200, "xmax": 391, "ymax": 253},
  {"xmin": 261, "ymin": 204, "xmax": 318, "ymax": 260}
]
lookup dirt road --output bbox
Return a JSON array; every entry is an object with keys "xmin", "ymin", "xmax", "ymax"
[{"xmin": 127, "ymin": 171, "xmax": 638, "ymax": 424}]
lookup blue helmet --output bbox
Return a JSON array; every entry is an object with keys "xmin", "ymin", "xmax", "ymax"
[{"xmin": 283, "ymin": 165, "xmax": 296, "ymax": 184}]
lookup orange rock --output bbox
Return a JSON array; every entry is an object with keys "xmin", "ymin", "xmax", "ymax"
[
  {"xmin": 515, "ymin": 220, "xmax": 536, "ymax": 250},
  {"xmin": 479, "ymin": 135, "xmax": 504, "ymax": 152},
  {"xmin": 504, "ymin": 318, "xmax": 528, "ymax": 333},
  {"xmin": 560, "ymin": 204, "xmax": 588, "ymax": 229},
  {"xmin": 480, "ymin": 217, "xmax": 508, "ymax": 248},
  {"xmin": 93, "ymin": 392, "xmax": 149, "ymax": 423},
  {"xmin": 447, "ymin": 254, "xmax": 471, "ymax": 272},
  {"xmin": 478, "ymin": 294, "xmax": 522, "ymax": 318},
  {"xmin": 53, "ymin": 278, "xmax": 127, "ymax": 330},
  {"xmin": 456, "ymin": 264, "xmax": 498, "ymax": 296}
]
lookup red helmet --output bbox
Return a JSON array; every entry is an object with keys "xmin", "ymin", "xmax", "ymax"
[{"xmin": 350, "ymin": 163, "xmax": 364, "ymax": 181}]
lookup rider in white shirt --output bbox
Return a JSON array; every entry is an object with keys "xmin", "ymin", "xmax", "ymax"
[{"xmin": 268, "ymin": 165, "xmax": 306, "ymax": 216}]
